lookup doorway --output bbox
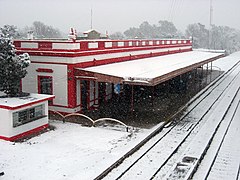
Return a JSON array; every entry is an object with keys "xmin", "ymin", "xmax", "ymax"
[
  {"xmin": 80, "ymin": 80, "xmax": 88, "ymax": 110},
  {"xmin": 98, "ymin": 82, "xmax": 106, "ymax": 105}
]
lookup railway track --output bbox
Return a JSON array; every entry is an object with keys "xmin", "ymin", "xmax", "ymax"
[
  {"xmin": 94, "ymin": 59, "xmax": 240, "ymax": 180},
  {"xmin": 162, "ymin": 84, "xmax": 240, "ymax": 179},
  {"xmin": 203, "ymin": 99, "xmax": 240, "ymax": 179},
  {"xmin": 192, "ymin": 93, "xmax": 240, "ymax": 180}
]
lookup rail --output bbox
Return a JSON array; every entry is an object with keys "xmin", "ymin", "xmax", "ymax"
[
  {"xmin": 94, "ymin": 118, "xmax": 129, "ymax": 132},
  {"xmin": 94, "ymin": 59, "xmax": 240, "ymax": 179},
  {"xmin": 50, "ymin": 111, "xmax": 129, "ymax": 132}
]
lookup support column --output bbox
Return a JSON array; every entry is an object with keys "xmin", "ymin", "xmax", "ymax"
[
  {"xmin": 131, "ymin": 85, "xmax": 134, "ymax": 112},
  {"xmin": 179, "ymin": 74, "xmax": 183, "ymax": 91},
  {"xmin": 193, "ymin": 68, "xmax": 199, "ymax": 91},
  {"xmin": 206, "ymin": 63, "xmax": 209, "ymax": 84},
  {"xmin": 210, "ymin": 61, "xmax": 212, "ymax": 82},
  {"xmin": 152, "ymin": 86, "xmax": 155, "ymax": 108},
  {"xmin": 200, "ymin": 66, "xmax": 204, "ymax": 90}
]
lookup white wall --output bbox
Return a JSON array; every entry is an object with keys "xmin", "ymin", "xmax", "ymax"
[
  {"xmin": 21, "ymin": 42, "xmax": 38, "ymax": 48},
  {"xmin": 0, "ymin": 101, "xmax": 49, "ymax": 139},
  {"xmin": 0, "ymin": 109, "xmax": 11, "ymax": 137},
  {"xmin": 52, "ymin": 43, "xmax": 80, "ymax": 50},
  {"xmin": 10, "ymin": 101, "xmax": 49, "ymax": 137},
  {"xmin": 22, "ymin": 62, "xmax": 68, "ymax": 107}
]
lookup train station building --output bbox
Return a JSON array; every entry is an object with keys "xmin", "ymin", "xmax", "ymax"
[{"xmin": 14, "ymin": 38, "xmax": 224, "ymax": 115}]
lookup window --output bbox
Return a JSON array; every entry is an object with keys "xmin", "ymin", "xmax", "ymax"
[
  {"xmin": 13, "ymin": 104, "xmax": 45, "ymax": 127},
  {"xmin": 38, "ymin": 76, "xmax": 53, "ymax": 105},
  {"xmin": 39, "ymin": 76, "xmax": 52, "ymax": 94}
]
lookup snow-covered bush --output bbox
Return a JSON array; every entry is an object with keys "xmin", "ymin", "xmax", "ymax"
[{"xmin": 0, "ymin": 26, "xmax": 30, "ymax": 97}]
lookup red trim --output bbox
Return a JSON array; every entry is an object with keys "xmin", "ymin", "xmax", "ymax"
[
  {"xmin": 38, "ymin": 42, "xmax": 52, "ymax": 49},
  {"xmin": 0, "ymin": 97, "xmax": 54, "ymax": 110},
  {"xmin": 26, "ymin": 48, "xmax": 192, "ymax": 67},
  {"xmin": 38, "ymin": 76, "xmax": 53, "ymax": 93},
  {"xmin": 67, "ymin": 64, "xmax": 76, "ymax": 108},
  {"xmin": 14, "ymin": 39, "xmax": 191, "ymax": 44},
  {"xmin": 14, "ymin": 39, "xmax": 192, "ymax": 55},
  {"xmin": 0, "ymin": 124, "xmax": 49, "ymax": 141},
  {"xmin": 16, "ymin": 44, "xmax": 192, "ymax": 57},
  {"xmin": 36, "ymin": 68, "xmax": 53, "ymax": 73},
  {"xmin": 13, "ymin": 41, "xmax": 21, "ymax": 48}
]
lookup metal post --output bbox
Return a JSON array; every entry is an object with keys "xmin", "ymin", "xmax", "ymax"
[
  {"xmin": 206, "ymin": 63, "xmax": 209, "ymax": 84},
  {"xmin": 210, "ymin": 61, "xmax": 213, "ymax": 82},
  {"xmin": 195, "ymin": 68, "xmax": 197, "ymax": 91}
]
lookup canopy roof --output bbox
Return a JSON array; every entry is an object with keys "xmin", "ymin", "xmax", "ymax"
[{"xmin": 75, "ymin": 51, "xmax": 225, "ymax": 86}]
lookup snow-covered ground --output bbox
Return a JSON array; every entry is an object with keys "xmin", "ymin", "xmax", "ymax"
[
  {"xmin": 1, "ymin": 51, "xmax": 240, "ymax": 180},
  {"xmin": 0, "ymin": 121, "xmax": 152, "ymax": 180}
]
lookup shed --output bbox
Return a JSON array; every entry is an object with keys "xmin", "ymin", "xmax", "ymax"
[
  {"xmin": 83, "ymin": 29, "xmax": 101, "ymax": 39},
  {"xmin": 0, "ymin": 93, "xmax": 54, "ymax": 141}
]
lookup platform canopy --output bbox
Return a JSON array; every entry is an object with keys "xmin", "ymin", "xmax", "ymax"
[{"xmin": 75, "ymin": 51, "xmax": 225, "ymax": 86}]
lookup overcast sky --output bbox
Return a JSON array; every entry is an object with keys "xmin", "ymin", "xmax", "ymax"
[{"xmin": 0, "ymin": 0, "xmax": 240, "ymax": 35}]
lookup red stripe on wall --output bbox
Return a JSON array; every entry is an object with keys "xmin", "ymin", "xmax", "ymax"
[
  {"xmin": 36, "ymin": 68, "xmax": 54, "ymax": 73},
  {"xmin": 0, "ymin": 97, "xmax": 55, "ymax": 110},
  {"xmin": 27, "ymin": 48, "xmax": 192, "ymax": 67},
  {"xmin": 16, "ymin": 44, "xmax": 192, "ymax": 57},
  {"xmin": 67, "ymin": 64, "xmax": 76, "ymax": 108},
  {"xmin": 0, "ymin": 124, "xmax": 49, "ymax": 141}
]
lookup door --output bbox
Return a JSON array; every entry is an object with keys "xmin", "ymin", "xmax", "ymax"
[
  {"xmin": 80, "ymin": 80, "xmax": 88, "ymax": 110},
  {"xmin": 99, "ymin": 82, "xmax": 106, "ymax": 105}
]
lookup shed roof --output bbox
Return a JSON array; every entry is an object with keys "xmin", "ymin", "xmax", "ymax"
[
  {"xmin": 76, "ymin": 51, "xmax": 225, "ymax": 86},
  {"xmin": 0, "ymin": 93, "xmax": 55, "ymax": 110}
]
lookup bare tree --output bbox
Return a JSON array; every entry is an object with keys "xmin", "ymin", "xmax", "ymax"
[
  {"xmin": 109, "ymin": 32, "xmax": 125, "ymax": 40},
  {"xmin": 19, "ymin": 21, "xmax": 62, "ymax": 39}
]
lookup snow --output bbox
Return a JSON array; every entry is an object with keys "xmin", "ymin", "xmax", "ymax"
[
  {"xmin": 193, "ymin": 89, "xmax": 240, "ymax": 179},
  {"xmin": 0, "ymin": 121, "xmax": 150, "ymax": 180},
  {"xmin": 1, "ymin": 51, "xmax": 240, "ymax": 179},
  {"xmin": 0, "ymin": 93, "xmax": 54, "ymax": 108},
  {"xmin": 210, "ymin": 51, "xmax": 240, "ymax": 71},
  {"xmin": 83, "ymin": 51, "xmax": 224, "ymax": 81}
]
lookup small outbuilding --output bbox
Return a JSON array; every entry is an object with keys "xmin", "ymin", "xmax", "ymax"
[
  {"xmin": 0, "ymin": 93, "xmax": 54, "ymax": 141},
  {"xmin": 83, "ymin": 29, "xmax": 101, "ymax": 39}
]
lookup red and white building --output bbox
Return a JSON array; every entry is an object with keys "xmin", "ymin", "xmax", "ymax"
[
  {"xmin": 0, "ymin": 93, "xmax": 54, "ymax": 141},
  {"xmin": 14, "ymin": 38, "xmax": 224, "ymax": 114}
]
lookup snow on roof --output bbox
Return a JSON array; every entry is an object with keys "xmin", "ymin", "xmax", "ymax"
[
  {"xmin": 83, "ymin": 51, "xmax": 224, "ymax": 82},
  {"xmin": 0, "ymin": 93, "xmax": 54, "ymax": 110},
  {"xmin": 194, "ymin": 48, "xmax": 226, "ymax": 53},
  {"xmin": 83, "ymin": 29, "xmax": 100, "ymax": 34}
]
